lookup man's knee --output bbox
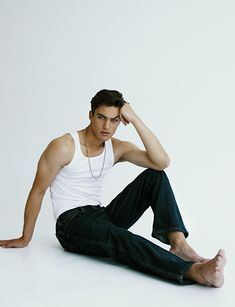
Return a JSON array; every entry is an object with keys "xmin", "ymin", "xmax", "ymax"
[
  {"xmin": 140, "ymin": 168, "xmax": 169, "ymax": 188},
  {"xmin": 143, "ymin": 168, "xmax": 165, "ymax": 178}
]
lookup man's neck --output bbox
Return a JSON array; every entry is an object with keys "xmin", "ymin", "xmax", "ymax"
[{"xmin": 83, "ymin": 126, "xmax": 104, "ymax": 151}]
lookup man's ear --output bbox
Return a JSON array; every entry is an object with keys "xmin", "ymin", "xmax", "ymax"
[{"xmin": 89, "ymin": 111, "xmax": 93, "ymax": 120}]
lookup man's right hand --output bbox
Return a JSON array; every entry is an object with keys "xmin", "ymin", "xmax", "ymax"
[{"xmin": 0, "ymin": 236, "xmax": 29, "ymax": 248}]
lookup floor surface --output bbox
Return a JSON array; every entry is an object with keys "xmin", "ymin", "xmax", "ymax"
[{"xmin": 0, "ymin": 231, "xmax": 232, "ymax": 307}]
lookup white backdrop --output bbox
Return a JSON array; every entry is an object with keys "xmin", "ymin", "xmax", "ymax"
[{"xmin": 0, "ymin": 0, "xmax": 234, "ymax": 298}]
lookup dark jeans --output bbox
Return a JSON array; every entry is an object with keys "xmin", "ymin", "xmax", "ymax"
[{"xmin": 55, "ymin": 169, "xmax": 195, "ymax": 285}]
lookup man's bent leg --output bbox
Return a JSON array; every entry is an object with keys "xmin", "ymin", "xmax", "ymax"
[
  {"xmin": 105, "ymin": 169, "xmax": 208, "ymax": 263},
  {"xmin": 105, "ymin": 168, "xmax": 189, "ymax": 245}
]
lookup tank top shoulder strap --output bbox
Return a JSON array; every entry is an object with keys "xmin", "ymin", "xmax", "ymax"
[
  {"xmin": 67, "ymin": 131, "xmax": 82, "ymax": 155},
  {"xmin": 105, "ymin": 138, "xmax": 115, "ymax": 166}
]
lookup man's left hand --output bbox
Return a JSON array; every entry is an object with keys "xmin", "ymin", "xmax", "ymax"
[{"xmin": 119, "ymin": 102, "xmax": 139, "ymax": 126}]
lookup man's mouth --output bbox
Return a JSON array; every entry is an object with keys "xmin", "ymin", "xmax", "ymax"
[{"xmin": 100, "ymin": 131, "xmax": 110, "ymax": 136}]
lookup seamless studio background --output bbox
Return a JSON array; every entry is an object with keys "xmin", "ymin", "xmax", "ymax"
[{"xmin": 0, "ymin": 1, "xmax": 234, "ymax": 307}]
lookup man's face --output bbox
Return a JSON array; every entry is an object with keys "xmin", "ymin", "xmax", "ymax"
[{"xmin": 89, "ymin": 105, "xmax": 121, "ymax": 140}]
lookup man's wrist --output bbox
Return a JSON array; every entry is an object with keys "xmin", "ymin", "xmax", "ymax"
[
  {"xmin": 131, "ymin": 115, "xmax": 143, "ymax": 127},
  {"xmin": 22, "ymin": 232, "xmax": 32, "ymax": 243}
]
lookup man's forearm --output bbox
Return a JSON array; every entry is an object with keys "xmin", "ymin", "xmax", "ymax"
[
  {"xmin": 22, "ymin": 189, "xmax": 44, "ymax": 243},
  {"xmin": 132, "ymin": 116, "xmax": 170, "ymax": 168}
]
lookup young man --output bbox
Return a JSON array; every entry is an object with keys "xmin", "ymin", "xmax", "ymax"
[{"xmin": 0, "ymin": 89, "xmax": 226, "ymax": 287}]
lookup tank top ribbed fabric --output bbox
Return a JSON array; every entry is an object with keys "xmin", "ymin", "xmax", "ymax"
[{"xmin": 49, "ymin": 131, "xmax": 114, "ymax": 220}]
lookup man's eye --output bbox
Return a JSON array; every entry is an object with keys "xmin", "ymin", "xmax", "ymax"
[{"xmin": 98, "ymin": 115, "xmax": 105, "ymax": 120}]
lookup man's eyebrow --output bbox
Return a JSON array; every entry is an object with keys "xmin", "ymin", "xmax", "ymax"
[{"xmin": 97, "ymin": 113, "xmax": 120, "ymax": 120}]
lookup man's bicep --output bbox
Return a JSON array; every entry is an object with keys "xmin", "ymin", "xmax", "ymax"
[
  {"xmin": 120, "ymin": 142, "xmax": 160, "ymax": 170},
  {"xmin": 31, "ymin": 140, "xmax": 68, "ymax": 194},
  {"xmin": 31, "ymin": 156, "xmax": 59, "ymax": 195},
  {"xmin": 121, "ymin": 142, "xmax": 146, "ymax": 165}
]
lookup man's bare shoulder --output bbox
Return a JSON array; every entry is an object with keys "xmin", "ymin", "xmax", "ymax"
[
  {"xmin": 49, "ymin": 133, "xmax": 74, "ymax": 150},
  {"xmin": 45, "ymin": 133, "xmax": 75, "ymax": 166}
]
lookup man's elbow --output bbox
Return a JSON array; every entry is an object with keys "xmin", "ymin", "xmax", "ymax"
[
  {"xmin": 163, "ymin": 158, "xmax": 170, "ymax": 169},
  {"xmin": 156, "ymin": 157, "xmax": 170, "ymax": 170}
]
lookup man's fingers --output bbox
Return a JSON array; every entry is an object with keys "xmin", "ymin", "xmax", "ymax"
[
  {"xmin": 119, "ymin": 113, "xmax": 125, "ymax": 125},
  {"xmin": 0, "ymin": 239, "xmax": 18, "ymax": 247},
  {"xmin": 0, "ymin": 240, "xmax": 11, "ymax": 246},
  {"xmin": 119, "ymin": 113, "xmax": 129, "ymax": 126},
  {"xmin": 4, "ymin": 243, "xmax": 16, "ymax": 248},
  {"xmin": 0, "ymin": 239, "xmax": 14, "ymax": 244},
  {"xmin": 0, "ymin": 240, "xmax": 13, "ymax": 248},
  {"xmin": 2, "ymin": 242, "xmax": 21, "ymax": 248},
  {"xmin": 0, "ymin": 237, "xmax": 28, "ymax": 248}
]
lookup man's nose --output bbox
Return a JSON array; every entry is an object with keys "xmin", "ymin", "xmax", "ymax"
[{"xmin": 103, "ymin": 119, "xmax": 110, "ymax": 129}]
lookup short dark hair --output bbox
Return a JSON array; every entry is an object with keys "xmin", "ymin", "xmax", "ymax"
[{"xmin": 90, "ymin": 89, "xmax": 125, "ymax": 114}]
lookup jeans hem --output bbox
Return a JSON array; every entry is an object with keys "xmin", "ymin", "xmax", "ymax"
[
  {"xmin": 178, "ymin": 261, "xmax": 196, "ymax": 285},
  {"xmin": 151, "ymin": 227, "xmax": 189, "ymax": 245}
]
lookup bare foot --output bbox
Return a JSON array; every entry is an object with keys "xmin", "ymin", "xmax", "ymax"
[
  {"xmin": 185, "ymin": 249, "xmax": 226, "ymax": 287},
  {"xmin": 170, "ymin": 242, "xmax": 209, "ymax": 263}
]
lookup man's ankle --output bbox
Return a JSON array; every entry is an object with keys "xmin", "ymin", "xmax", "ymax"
[
  {"xmin": 168, "ymin": 231, "xmax": 186, "ymax": 248},
  {"xmin": 184, "ymin": 263, "xmax": 202, "ymax": 283}
]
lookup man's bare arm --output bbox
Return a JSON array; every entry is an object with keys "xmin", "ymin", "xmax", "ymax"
[
  {"xmin": 118, "ymin": 103, "xmax": 170, "ymax": 170},
  {"xmin": 0, "ymin": 135, "xmax": 73, "ymax": 248}
]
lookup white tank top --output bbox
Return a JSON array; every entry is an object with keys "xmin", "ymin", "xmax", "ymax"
[{"xmin": 49, "ymin": 131, "xmax": 115, "ymax": 220}]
